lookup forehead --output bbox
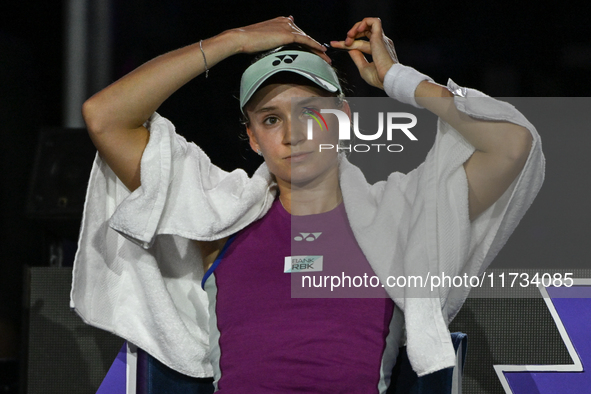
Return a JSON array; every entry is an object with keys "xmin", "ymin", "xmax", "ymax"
[{"xmin": 245, "ymin": 83, "xmax": 329, "ymax": 114}]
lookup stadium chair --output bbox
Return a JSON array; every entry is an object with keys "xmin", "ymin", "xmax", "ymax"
[{"xmin": 102, "ymin": 332, "xmax": 467, "ymax": 393}]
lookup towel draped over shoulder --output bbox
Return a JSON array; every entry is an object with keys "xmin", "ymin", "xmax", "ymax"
[{"xmin": 71, "ymin": 78, "xmax": 544, "ymax": 378}]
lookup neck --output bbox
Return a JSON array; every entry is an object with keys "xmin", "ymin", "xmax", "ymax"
[{"xmin": 277, "ymin": 165, "xmax": 342, "ymax": 216}]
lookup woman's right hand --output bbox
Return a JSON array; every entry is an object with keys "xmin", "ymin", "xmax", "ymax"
[{"xmin": 226, "ymin": 16, "xmax": 331, "ymax": 64}]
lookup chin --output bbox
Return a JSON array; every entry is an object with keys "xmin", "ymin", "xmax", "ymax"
[
  {"xmin": 290, "ymin": 166, "xmax": 336, "ymax": 188},
  {"xmin": 269, "ymin": 154, "xmax": 339, "ymax": 187}
]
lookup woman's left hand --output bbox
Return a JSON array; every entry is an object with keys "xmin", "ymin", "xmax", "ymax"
[{"xmin": 330, "ymin": 17, "xmax": 398, "ymax": 89}]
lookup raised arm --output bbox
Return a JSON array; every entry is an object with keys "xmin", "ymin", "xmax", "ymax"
[
  {"xmin": 414, "ymin": 82, "xmax": 532, "ymax": 220},
  {"xmin": 82, "ymin": 16, "xmax": 330, "ymax": 191},
  {"xmin": 331, "ymin": 17, "xmax": 532, "ymax": 220}
]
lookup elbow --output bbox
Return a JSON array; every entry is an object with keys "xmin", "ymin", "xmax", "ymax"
[
  {"xmin": 82, "ymin": 98, "xmax": 100, "ymax": 134},
  {"xmin": 503, "ymin": 125, "xmax": 533, "ymax": 164},
  {"xmin": 82, "ymin": 96, "xmax": 109, "ymax": 136}
]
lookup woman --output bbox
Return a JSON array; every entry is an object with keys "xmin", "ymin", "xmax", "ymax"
[{"xmin": 72, "ymin": 16, "xmax": 544, "ymax": 392}]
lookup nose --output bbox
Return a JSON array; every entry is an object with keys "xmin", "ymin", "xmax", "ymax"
[{"xmin": 284, "ymin": 111, "xmax": 307, "ymax": 147}]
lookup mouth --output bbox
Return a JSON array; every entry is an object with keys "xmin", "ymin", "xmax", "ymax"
[{"xmin": 285, "ymin": 151, "xmax": 313, "ymax": 162}]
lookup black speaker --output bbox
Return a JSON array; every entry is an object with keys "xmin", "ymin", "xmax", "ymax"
[
  {"xmin": 23, "ymin": 267, "xmax": 123, "ymax": 394},
  {"xmin": 26, "ymin": 128, "xmax": 96, "ymax": 222}
]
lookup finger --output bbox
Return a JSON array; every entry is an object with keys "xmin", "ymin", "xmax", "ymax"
[
  {"xmin": 356, "ymin": 17, "xmax": 383, "ymax": 33},
  {"xmin": 278, "ymin": 20, "xmax": 327, "ymax": 55},
  {"xmin": 345, "ymin": 21, "xmax": 363, "ymax": 46},
  {"xmin": 348, "ymin": 49, "xmax": 371, "ymax": 73},
  {"xmin": 271, "ymin": 16, "xmax": 293, "ymax": 24},
  {"xmin": 292, "ymin": 33, "xmax": 332, "ymax": 63},
  {"xmin": 287, "ymin": 21, "xmax": 305, "ymax": 34},
  {"xmin": 348, "ymin": 50, "xmax": 383, "ymax": 89},
  {"xmin": 330, "ymin": 40, "xmax": 372, "ymax": 55},
  {"xmin": 352, "ymin": 18, "xmax": 396, "ymax": 64},
  {"xmin": 344, "ymin": 31, "xmax": 369, "ymax": 46},
  {"xmin": 353, "ymin": 18, "xmax": 385, "ymax": 46},
  {"xmin": 283, "ymin": 20, "xmax": 327, "ymax": 51},
  {"xmin": 329, "ymin": 40, "xmax": 343, "ymax": 46},
  {"xmin": 329, "ymin": 40, "xmax": 348, "ymax": 49},
  {"xmin": 359, "ymin": 23, "xmax": 397, "ymax": 81},
  {"xmin": 305, "ymin": 42, "xmax": 332, "ymax": 63},
  {"xmin": 345, "ymin": 17, "xmax": 383, "ymax": 46},
  {"xmin": 311, "ymin": 49, "xmax": 333, "ymax": 64},
  {"xmin": 279, "ymin": 17, "xmax": 308, "ymax": 38},
  {"xmin": 294, "ymin": 33, "xmax": 328, "ymax": 52},
  {"xmin": 349, "ymin": 30, "xmax": 373, "ymax": 41},
  {"xmin": 346, "ymin": 21, "xmax": 363, "ymax": 38}
]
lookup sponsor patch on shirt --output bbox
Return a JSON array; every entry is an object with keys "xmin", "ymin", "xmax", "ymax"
[{"xmin": 284, "ymin": 256, "xmax": 323, "ymax": 273}]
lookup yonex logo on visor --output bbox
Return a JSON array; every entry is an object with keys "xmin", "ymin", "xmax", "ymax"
[
  {"xmin": 239, "ymin": 50, "xmax": 342, "ymax": 112},
  {"xmin": 272, "ymin": 54, "xmax": 298, "ymax": 66}
]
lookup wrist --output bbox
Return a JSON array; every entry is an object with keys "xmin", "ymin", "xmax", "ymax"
[
  {"xmin": 216, "ymin": 29, "xmax": 247, "ymax": 55},
  {"xmin": 383, "ymin": 63, "xmax": 434, "ymax": 108},
  {"xmin": 195, "ymin": 31, "xmax": 242, "ymax": 73}
]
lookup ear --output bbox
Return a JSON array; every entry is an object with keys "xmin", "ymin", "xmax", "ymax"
[
  {"xmin": 246, "ymin": 125, "xmax": 260, "ymax": 154},
  {"xmin": 341, "ymin": 99, "xmax": 352, "ymax": 119}
]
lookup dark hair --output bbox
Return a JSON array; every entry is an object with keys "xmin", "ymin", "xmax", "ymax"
[{"xmin": 250, "ymin": 43, "xmax": 315, "ymax": 64}]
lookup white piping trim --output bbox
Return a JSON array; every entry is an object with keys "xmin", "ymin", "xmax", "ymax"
[
  {"xmin": 494, "ymin": 279, "xmax": 589, "ymax": 393},
  {"xmin": 126, "ymin": 342, "xmax": 138, "ymax": 394}
]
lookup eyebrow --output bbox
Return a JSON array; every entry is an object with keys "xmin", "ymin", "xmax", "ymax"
[
  {"xmin": 254, "ymin": 106, "xmax": 278, "ymax": 114},
  {"xmin": 294, "ymin": 97, "xmax": 326, "ymax": 107},
  {"xmin": 250, "ymin": 95, "xmax": 328, "ymax": 114}
]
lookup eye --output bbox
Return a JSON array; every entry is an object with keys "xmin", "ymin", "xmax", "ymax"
[
  {"xmin": 300, "ymin": 107, "xmax": 320, "ymax": 122},
  {"xmin": 263, "ymin": 116, "xmax": 280, "ymax": 125},
  {"xmin": 302, "ymin": 107, "xmax": 317, "ymax": 117}
]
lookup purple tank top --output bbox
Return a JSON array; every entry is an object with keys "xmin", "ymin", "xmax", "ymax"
[{"xmin": 203, "ymin": 198, "xmax": 399, "ymax": 393}]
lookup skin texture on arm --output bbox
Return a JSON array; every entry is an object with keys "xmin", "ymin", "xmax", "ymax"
[
  {"xmin": 331, "ymin": 17, "xmax": 532, "ymax": 220},
  {"xmin": 83, "ymin": 34, "xmax": 234, "ymax": 192},
  {"xmin": 414, "ymin": 82, "xmax": 532, "ymax": 220}
]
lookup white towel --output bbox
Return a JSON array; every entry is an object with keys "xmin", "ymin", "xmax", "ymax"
[
  {"xmin": 341, "ymin": 78, "xmax": 545, "ymax": 375},
  {"xmin": 71, "ymin": 79, "xmax": 544, "ymax": 378},
  {"xmin": 71, "ymin": 114, "xmax": 276, "ymax": 377}
]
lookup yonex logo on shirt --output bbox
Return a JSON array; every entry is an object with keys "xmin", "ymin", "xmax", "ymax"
[{"xmin": 294, "ymin": 232, "xmax": 322, "ymax": 242}]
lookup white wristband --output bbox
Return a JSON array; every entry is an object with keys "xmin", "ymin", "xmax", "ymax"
[{"xmin": 383, "ymin": 63, "xmax": 434, "ymax": 108}]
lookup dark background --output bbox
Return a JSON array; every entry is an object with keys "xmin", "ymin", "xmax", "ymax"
[{"xmin": 1, "ymin": 0, "xmax": 590, "ymax": 392}]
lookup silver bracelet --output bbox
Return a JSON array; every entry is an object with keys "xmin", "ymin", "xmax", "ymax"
[{"xmin": 199, "ymin": 40, "xmax": 209, "ymax": 78}]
